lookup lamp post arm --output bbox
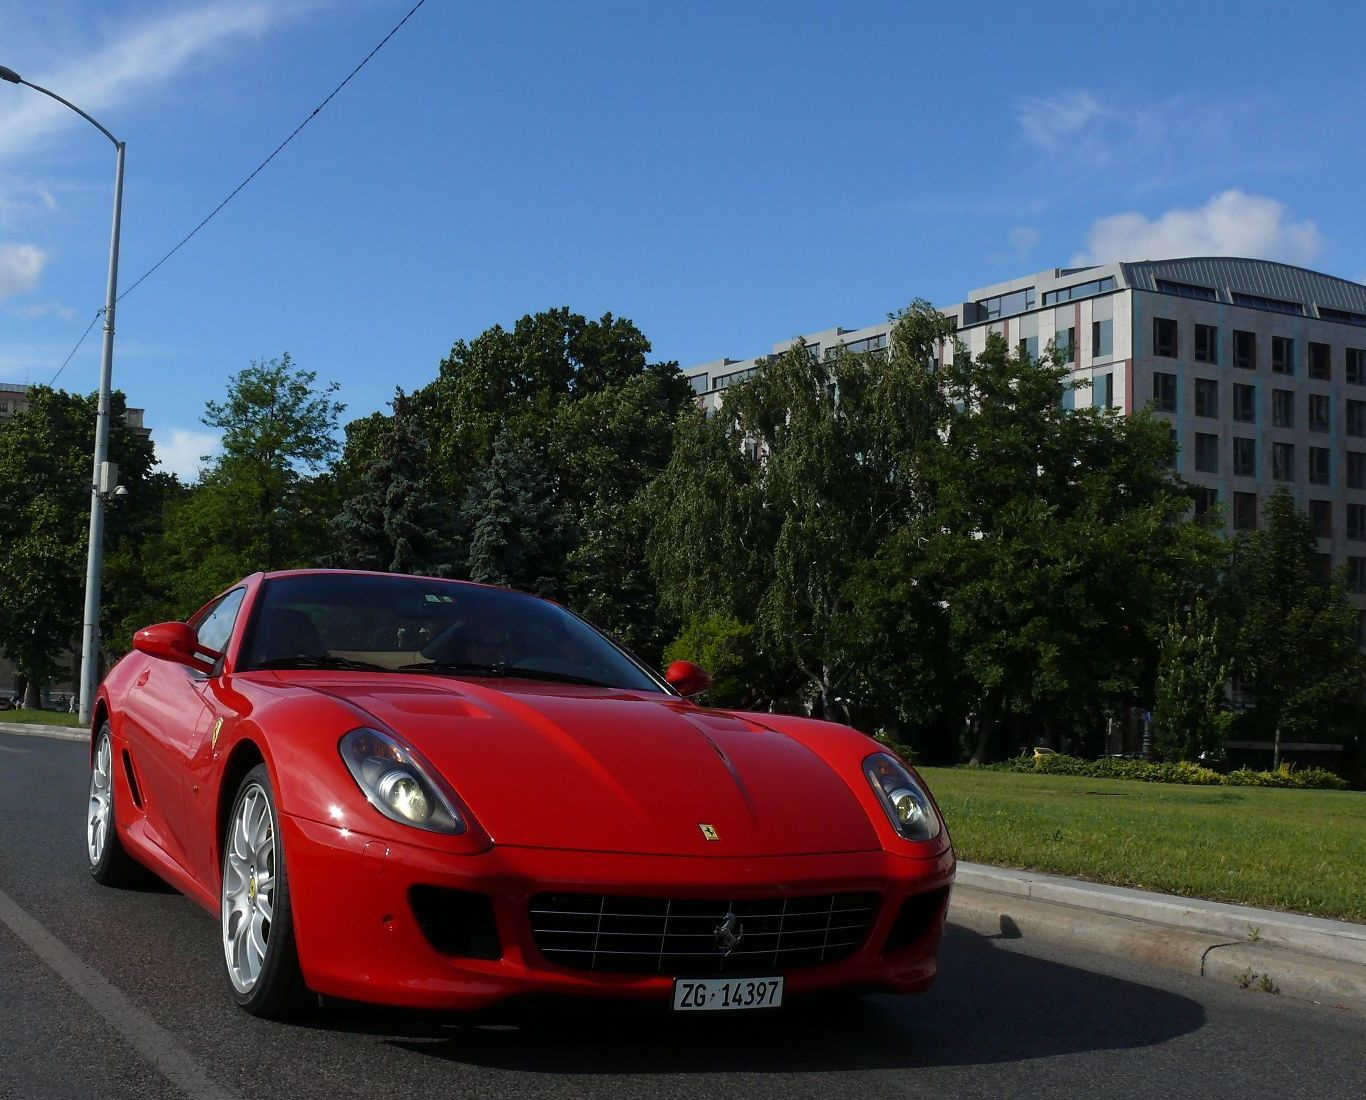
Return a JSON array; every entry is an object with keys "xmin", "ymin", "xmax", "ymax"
[{"xmin": 3, "ymin": 72, "xmax": 121, "ymax": 148}]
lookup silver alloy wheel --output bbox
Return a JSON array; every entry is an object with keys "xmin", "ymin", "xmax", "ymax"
[
  {"xmin": 87, "ymin": 733, "xmax": 113, "ymax": 866},
  {"xmin": 222, "ymin": 782, "xmax": 276, "ymax": 995}
]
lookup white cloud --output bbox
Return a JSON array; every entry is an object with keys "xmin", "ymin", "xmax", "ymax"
[
  {"xmin": 154, "ymin": 427, "xmax": 221, "ymax": 482},
  {"xmin": 0, "ymin": 243, "xmax": 47, "ymax": 298},
  {"xmin": 1072, "ymin": 191, "xmax": 1322, "ymax": 266},
  {"xmin": 1016, "ymin": 92, "xmax": 1106, "ymax": 153},
  {"xmin": 7, "ymin": 300, "xmax": 76, "ymax": 320},
  {"xmin": 0, "ymin": 2, "xmax": 277, "ymax": 160},
  {"xmin": 1009, "ymin": 226, "xmax": 1040, "ymax": 253}
]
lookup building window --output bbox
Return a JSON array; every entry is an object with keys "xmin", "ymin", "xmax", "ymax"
[
  {"xmin": 1194, "ymin": 432, "xmax": 1220, "ymax": 474},
  {"xmin": 1309, "ymin": 341, "xmax": 1331, "ymax": 380},
  {"xmin": 1194, "ymin": 324, "xmax": 1218, "ymax": 364},
  {"xmin": 1320, "ymin": 306, "xmax": 1366, "ymax": 326},
  {"xmin": 1233, "ymin": 291, "xmax": 1304, "ymax": 315},
  {"xmin": 1092, "ymin": 319, "xmax": 1113, "ymax": 358},
  {"xmin": 1349, "ymin": 399, "xmax": 1366, "ymax": 437},
  {"xmin": 1017, "ymin": 336, "xmax": 1039, "ymax": 361},
  {"xmin": 1309, "ymin": 393, "xmax": 1331, "ymax": 432},
  {"xmin": 1350, "ymin": 451, "xmax": 1366, "ymax": 489},
  {"xmin": 1233, "ymin": 383, "xmax": 1256, "ymax": 423},
  {"xmin": 1233, "ymin": 437, "xmax": 1256, "ymax": 478},
  {"xmin": 1043, "ymin": 276, "xmax": 1116, "ymax": 307},
  {"xmin": 1193, "ymin": 487, "xmax": 1218, "ymax": 516},
  {"xmin": 978, "ymin": 287, "xmax": 1036, "ymax": 320},
  {"xmin": 1168, "ymin": 427, "xmax": 1178, "ymax": 466},
  {"xmin": 1156, "ymin": 278, "xmax": 1218, "ymax": 301},
  {"xmin": 1272, "ymin": 336, "xmax": 1295, "ymax": 374},
  {"xmin": 1272, "ymin": 442, "xmax": 1295, "ymax": 481},
  {"xmin": 1233, "ymin": 491, "xmax": 1258, "ymax": 531},
  {"xmin": 1060, "ymin": 326, "xmax": 1076, "ymax": 363},
  {"xmin": 1194, "ymin": 378, "xmax": 1218, "ymax": 418},
  {"xmin": 1309, "ymin": 446, "xmax": 1330, "ymax": 485},
  {"xmin": 1096, "ymin": 372, "xmax": 1114, "ymax": 408},
  {"xmin": 1153, "ymin": 372, "xmax": 1177, "ymax": 412},
  {"xmin": 1153, "ymin": 317, "xmax": 1178, "ymax": 358},
  {"xmin": 689, "ymin": 374, "xmax": 709, "ymax": 394},
  {"xmin": 1310, "ymin": 499, "xmax": 1332, "ymax": 538},
  {"xmin": 1348, "ymin": 348, "xmax": 1366, "ymax": 385},
  {"xmin": 1350, "ymin": 557, "xmax": 1366, "ymax": 594},
  {"xmin": 1233, "ymin": 330, "xmax": 1256, "ymax": 370},
  {"xmin": 1272, "ymin": 389, "xmax": 1295, "ymax": 428},
  {"xmin": 1349, "ymin": 504, "xmax": 1366, "ymax": 542},
  {"xmin": 1313, "ymin": 553, "xmax": 1334, "ymax": 583}
]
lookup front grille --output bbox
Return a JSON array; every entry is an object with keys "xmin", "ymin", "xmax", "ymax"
[{"xmin": 529, "ymin": 892, "xmax": 880, "ymax": 974}]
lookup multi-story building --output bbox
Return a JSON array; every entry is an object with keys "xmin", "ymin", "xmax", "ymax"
[
  {"xmin": 0, "ymin": 382, "xmax": 150, "ymax": 437},
  {"xmin": 684, "ymin": 257, "xmax": 1366, "ymax": 620}
]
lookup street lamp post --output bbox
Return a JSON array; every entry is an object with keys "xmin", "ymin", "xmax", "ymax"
[{"xmin": 1, "ymin": 64, "xmax": 124, "ymax": 726}]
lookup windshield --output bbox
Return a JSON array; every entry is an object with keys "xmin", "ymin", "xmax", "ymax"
[{"xmin": 240, "ymin": 573, "xmax": 664, "ymax": 693}]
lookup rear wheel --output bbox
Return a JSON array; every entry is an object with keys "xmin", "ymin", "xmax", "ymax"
[
  {"xmin": 87, "ymin": 724, "xmax": 140, "ymax": 886},
  {"xmin": 221, "ymin": 764, "xmax": 313, "ymax": 1018}
]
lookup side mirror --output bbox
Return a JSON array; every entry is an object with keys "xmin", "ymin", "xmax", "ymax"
[
  {"xmin": 665, "ymin": 660, "xmax": 714, "ymax": 698},
  {"xmin": 132, "ymin": 622, "xmax": 219, "ymax": 674}
]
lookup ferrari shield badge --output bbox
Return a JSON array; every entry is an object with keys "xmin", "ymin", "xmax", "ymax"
[
  {"xmin": 699, "ymin": 823, "xmax": 720, "ymax": 841},
  {"xmin": 210, "ymin": 716, "xmax": 224, "ymax": 750}
]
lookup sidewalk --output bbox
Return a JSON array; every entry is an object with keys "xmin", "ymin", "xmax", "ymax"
[{"xmin": 950, "ymin": 862, "xmax": 1366, "ymax": 1015}]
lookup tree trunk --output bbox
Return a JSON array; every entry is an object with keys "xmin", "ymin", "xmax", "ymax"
[
  {"xmin": 970, "ymin": 695, "xmax": 1000, "ymax": 765},
  {"xmin": 1273, "ymin": 722, "xmax": 1282, "ymax": 771}
]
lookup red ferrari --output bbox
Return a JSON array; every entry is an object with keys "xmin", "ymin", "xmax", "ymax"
[{"xmin": 87, "ymin": 570, "xmax": 955, "ymax": 1018}]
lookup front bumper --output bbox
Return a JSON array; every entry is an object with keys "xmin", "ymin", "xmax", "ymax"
[{"xmin": 282, "ymin": 815, "xmax": 955, "ymax": 1010}]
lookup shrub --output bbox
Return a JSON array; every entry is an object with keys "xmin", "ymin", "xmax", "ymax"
[{"xmin": 985, "ymin": 754, "xmax": 1346, "ymax": 789}]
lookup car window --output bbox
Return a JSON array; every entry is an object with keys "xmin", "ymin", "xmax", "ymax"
[
  {"xmin": 240, "ymin": 574, "xmax": 663, "ymax": 692},
  {"xmin": 195, "ymin": 588, "xmax": 247, "ymax": 655}
]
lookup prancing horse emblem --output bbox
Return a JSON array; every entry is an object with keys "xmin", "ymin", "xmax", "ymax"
[
  {"xmin": 699, "ymin": 823, "xmax": 720, "ymax": 841},
  {"xmin": 714, "ymin": 910, "xmax": 744, "ymax": 956}
]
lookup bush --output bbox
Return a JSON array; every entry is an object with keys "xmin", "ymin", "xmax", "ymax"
[{"xmin": 983, "ymin": 754, "xmax": 1347, "ymax": 790}]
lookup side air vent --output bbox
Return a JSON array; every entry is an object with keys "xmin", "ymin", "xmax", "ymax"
[{"xmin": 121, "ymin": 750, "xmax": 144, "ymax": 808}]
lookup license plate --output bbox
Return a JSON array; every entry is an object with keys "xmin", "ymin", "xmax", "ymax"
[{"xmin": 672, "ymin": 977, "xmax": 784, "ymax": 1011}]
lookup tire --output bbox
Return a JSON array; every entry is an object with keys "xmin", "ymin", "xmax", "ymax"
[
  {"xmin": 87, "ymin": 724, "xmax": 141, "ymax": 886},
  {"xmin": 221, "ymin": 764, "xmax": 313, "ymax": 1018}
]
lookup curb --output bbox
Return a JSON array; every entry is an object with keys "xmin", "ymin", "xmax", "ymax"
[
  {"xmin": 0, "ymin": 722, "xmax": 88, "ymax": 743},
  {"xmin": 949, "ymin": 864, "xmax": 1366, "ymax": 1015}
]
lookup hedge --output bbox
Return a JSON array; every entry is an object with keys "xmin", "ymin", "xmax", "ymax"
[{"xmin": 984, "ymin": 753, "xmax": 1348, "ymax": 790}]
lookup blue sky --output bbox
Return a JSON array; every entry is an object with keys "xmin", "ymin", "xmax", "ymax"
[{"xmin": 2, "ymin": 0, "xmax": 1364, "ymax": 478}]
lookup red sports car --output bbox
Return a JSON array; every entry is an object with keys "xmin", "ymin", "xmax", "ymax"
[{"xmin": 87, "ymin": 569, "xmax": 954, "ymax": 1018}]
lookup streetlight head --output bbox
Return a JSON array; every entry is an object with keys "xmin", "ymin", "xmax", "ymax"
[{"xmin": 0, "ymin": 65, "xmax": 21, "ymax": 84}]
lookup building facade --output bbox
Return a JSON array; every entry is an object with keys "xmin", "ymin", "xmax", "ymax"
[{"xmin": 682, "ymin": 257, "xmax": 1366, "ymax": 629}]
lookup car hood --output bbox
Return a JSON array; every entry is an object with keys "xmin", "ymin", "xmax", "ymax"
[{"xmin": 300, "ymin": 676, "xmax": 882, "ymax": 857}]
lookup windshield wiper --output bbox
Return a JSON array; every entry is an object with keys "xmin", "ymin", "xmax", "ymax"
[
  {"xmin": 395, "ymin": 661, "xmax": 612, "ymax": 688},
  {"xmin": 257, "ymin": 655, "xmax": 390, "ymax": 672},
  {"xmin": 395, "ymin": 661, "xmax": 509, "ymax": 677}
]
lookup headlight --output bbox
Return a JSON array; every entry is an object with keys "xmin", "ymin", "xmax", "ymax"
[
  {"xmin": 340, "ymin": 728, "xmax": 465, "ymax": 834},
  {"xmin": 864, "ymin": 752, "xmax": 942, "ymax": 842}
]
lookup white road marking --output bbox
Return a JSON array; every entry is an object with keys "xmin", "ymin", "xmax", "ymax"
[{"xmin": 0, "ymin": 886, "xmax": 237, "ymax": 1100}]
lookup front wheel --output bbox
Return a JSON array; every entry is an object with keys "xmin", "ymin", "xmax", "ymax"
[
  {"xmin": 221, "ymin": 764, "xmax": 313, "ymax": 1018},
  {"xmin": 87, "ymin": 724, "xmax": 140, "ymax": 886}
]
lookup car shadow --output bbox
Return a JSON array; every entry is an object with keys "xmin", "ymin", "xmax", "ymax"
[{"xmin": 311, "ymin": 925, "xmax": 1205, "ymax": 1073}]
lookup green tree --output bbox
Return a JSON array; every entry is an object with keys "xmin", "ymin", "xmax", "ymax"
[
  {"xmin": 459, "ymin": 430, "xmax": 573, "ymax": 598},
  {"xmin": 329, "ymin": 393, "xmax": 457, "ymax": 575},
  {"xmin": 645, "ymin": 303, "xmax": 956, "ymax": 720},
  {"xmin": 1152, "ymin": 601, "xmax": 1233, "ymax": 762},
  {"xmin": 144, "ymin": 356, "xmax": 344, "ymax": 619},
  {"xmin": 1221, "ymin": 489, "xmax": 1363, "ymax": 768},
  {"xmin": 411, "ymin": 309, "xmax": 658, "ymax": 502},
  {"xmin": 904, "ymin": 331, "xmax": 1216, "ymax": 762},
  {"xmin": 0, "ymin": 387, "xmax": 155, "ymax": 699},
  {"xmin": 200, "ymin": 353, "xmax": 345, "ymax": 571}
]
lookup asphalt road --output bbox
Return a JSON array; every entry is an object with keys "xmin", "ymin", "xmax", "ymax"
[{"xmin": 2, "ymin": 730, "xmax": 1364, "ymax": 1100}]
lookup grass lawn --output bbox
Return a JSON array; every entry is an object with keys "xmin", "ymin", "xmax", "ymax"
[
  {"xmin": 2, "ymin": 708, "xmax": 84, "ymax": 729},
  {"xmin": 921, "ymin": 766, "xmax": 1366, "ymax": 924}
]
